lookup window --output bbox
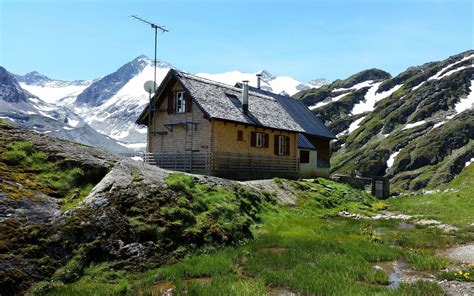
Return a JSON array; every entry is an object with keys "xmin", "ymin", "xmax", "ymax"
[
  {"xmin": 237, "ymin": 130, "xmax": 243, "ymax": 141},
  {"xmin": 175, "ymin": 91, "xmax": 186, "ymax": 113},
  {"xmin": 250, "ymin": 132, "xmax": 268, "ymax": 148},
  {"xmin": 274, "ymin": 135, "xmax": 290, "ymax": 156},
  {"xmin": 300, "ymin": 150, "xmax": 310, "ymax": 163},
  {"xmin": 278, "ymin": 136, "xmax": 285, "ymax": 155},
  {"xmin": 255, "ymin": 133, "xmax": 263, "ymax": 147}
]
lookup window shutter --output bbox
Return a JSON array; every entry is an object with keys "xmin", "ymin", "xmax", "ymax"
[
  {"xmin": 250, "ymin": 132, "xmax": 256, "ymax": 147},
  {"xmin": 186, "ymin": 94, "xmax": 192, "ymax": 113},
  {"xmin": 274, "ymin": 135, "xmax": 279, "ymax": 155},
  {"xmin": 167, "ymin": 93, "xmax": 174, "ymax": 114},
  {"xmin": 264, "ymin": 133, "xmax": 269, "ymax": 148},
  {"xmin": 285, "ymin": 136, "xmax": 290, "ymax": 156}
]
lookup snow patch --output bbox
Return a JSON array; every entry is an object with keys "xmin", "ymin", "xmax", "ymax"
[
  {"xmin": 309, "ymin": 91, "xmax": 351, "ymax": 110},
  {"xmin": 0, "ymin": 116, "xmax": 15, "ymax": 122},
  {"xmin": 433, "ymin": 121, "xmax": 446, "ymax": 129},
  {"xmin": 118, "ymin": 142, "xmax": 147, "ymax": 149},
  {"xmin": 348, "ymin": 116, "xmax": 366, "ymax": 133},
  {"xmin": 428, "ymin": 54, "xmax": 474, "ymax": 81},
  {"xmin": 351, "ymin": 83, "xmax": 402, "ymax": 115},
  {"xmin": 454, "ymin": 79, "xmax": 474, "ymax": 114},
  {"xmin": 387, "ymin": 150, "xmax": 401, "ymax": 169},
  {"xmin": 412, "ymin": 81, "xmax": 425, "ymax": 90},
  {"xmin": 402, "ymin": 120, "xmax": 426, "ymax": 130},
  {"xmin": 38, "ymin": 111, "xmax": 57, "ymax": 120},
  {"xmin": 130, "ymin": 156, "xmax": 143, "ymax": 161},
  {"xmin": 333, "ymin": 80, "xmax": 374, "ymax": 92},
  {"xmin": 466, "ymin": 158, "xmax": 474, "ymax": 167},
  {"xmin": 67, "ymin": 118, "xmax": 80, "ymax": 127},
  {"xmin": 20, "ymin": 82, "xmax": 92, "ymax": 104}
]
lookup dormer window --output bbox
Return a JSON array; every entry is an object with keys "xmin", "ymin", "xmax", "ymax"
[{"xmin": 175, "ymin": 91, "xmax": 186, "ymax": 113}]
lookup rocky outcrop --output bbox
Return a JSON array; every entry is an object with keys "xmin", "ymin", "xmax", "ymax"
[{"xmin": 0, "ymin": 127, "xmax": 272, "ymax": 295}]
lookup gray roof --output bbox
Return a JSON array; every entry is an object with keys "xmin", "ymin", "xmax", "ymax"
[
  {"xmin": 297, "ymin": 134, "xmax": 316, "ymax": 150},
  {"xmin": 137, "ymin": 69, "xmax": 335, "ymax": 139},
  {"xmin": 242, "ymin": 85, "xmax": 336, "ymax": 139}
]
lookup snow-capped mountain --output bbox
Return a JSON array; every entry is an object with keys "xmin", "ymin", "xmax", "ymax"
[
  {"xmin": 15, "ymin": 72, "xmax": 93, "ymax": 104},
  {"xmin": 17, "ymin": 55, "xmax": 324, "ymax": 151},
  {"xmin": 1, "ymin": 66, "xmax": 132, "ymax": 155},
  {"xmin": 294, "ymin": 50, "xmax": 474, "ymax": 191},
  {"xmin": 195, "ymin": 69, "xmax": 328, "ymax": 96},
  {"xmin": 70, "ymin": 55, "xmax": 172, "ymax": 147}
]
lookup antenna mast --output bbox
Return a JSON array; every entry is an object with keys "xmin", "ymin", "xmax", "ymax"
[
  {"xmin": 131, "ymin": 15, "xmax": 169, "ymax": 90},
  {"xmin": 131, "ymin": 15, "xmax": 168, "ymax": 153}
]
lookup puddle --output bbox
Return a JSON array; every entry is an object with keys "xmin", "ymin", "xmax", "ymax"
[
  {"xmin": 372, "ymin": 261, "xmax": 410, "ymax": 289},
  {"xmin": 259, "ymin": 247, "xmax": 288, "ymax": 255},
  {"xmin": 151, "ymin": 281, "xmax": 175, "ymax": 296},
  {"xmin": 398, "ymin": 222, "xmax": 415, "ymax": 229}
]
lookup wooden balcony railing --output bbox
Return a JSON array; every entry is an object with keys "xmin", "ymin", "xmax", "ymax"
[{"xmin": 144, "ymin": 152, "xmax": 299, "ymax": 173}]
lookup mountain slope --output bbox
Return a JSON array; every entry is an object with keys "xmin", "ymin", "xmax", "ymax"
[
  {"xmin": 0, "ymin": 66, "xmax": 132, "ymax": 155},
  {"xmin": 15, "ymin": 72, "xmax": 93, "ymax": 104},
  {"xmin": 295, "ymin": 50, "xmax": 474, "ymax": 191}
]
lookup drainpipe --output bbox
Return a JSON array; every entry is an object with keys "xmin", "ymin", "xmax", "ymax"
[{"xmin": 242, "ymin": 80, "xmax": 249, "ymax": 114}]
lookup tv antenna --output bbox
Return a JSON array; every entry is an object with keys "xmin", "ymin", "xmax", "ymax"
[
  {"xmin": 131, "ymin": 15, "xmax": 169, "ymax": 141},
  {"xmin": 130, "ymin": 15, "xmax": 169, "ymax": 93}
]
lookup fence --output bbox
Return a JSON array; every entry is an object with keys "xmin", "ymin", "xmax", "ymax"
[{"xmin": 144, "ymin": 152, "xmax": 299, "ymax": 173}]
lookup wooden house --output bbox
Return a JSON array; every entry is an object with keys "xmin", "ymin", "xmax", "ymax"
[{"xmin": 136, "ymin": 69, "xmax": 336, "ymax": 180}]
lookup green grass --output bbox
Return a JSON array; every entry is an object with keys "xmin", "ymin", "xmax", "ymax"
[
  {"xmin": 1, "ymin": 140, "xmax": 95, "ymax": 204},
  {"xmin": 388, "ymin": 164, "xmax": 474, "ymax": 227},
  {"xmin": 440, "ymin": 267, "xmax": 474, "ymax": 282},
  {"xmin": 36, "ymin": 177, "xmax": 464, "ymax": 296},
  {"xmin": 61, "ymin": 184, "xmax": 94, "ymax": 211}
]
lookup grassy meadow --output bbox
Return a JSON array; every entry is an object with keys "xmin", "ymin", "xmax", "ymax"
[{"xmin": 31, "ymin": 166, "xmax": 474, "ymax": 296}]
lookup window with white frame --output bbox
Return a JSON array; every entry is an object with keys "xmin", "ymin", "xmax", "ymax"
[{"xmin": 175, "ymin": 91, "xmax": 186, "ymax": 113}]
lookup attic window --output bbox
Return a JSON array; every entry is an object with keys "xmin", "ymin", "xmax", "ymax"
[{"xmin": 175, "ymin": 91, "xmax": 186, "ymax": 113}]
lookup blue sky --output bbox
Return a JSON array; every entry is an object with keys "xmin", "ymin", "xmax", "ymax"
[{"xmin": 1, "ymin": 0, "xmax": 472, "ymax": 82}]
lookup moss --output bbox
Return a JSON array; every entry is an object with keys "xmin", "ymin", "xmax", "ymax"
[
  {"xmin": 131, "ymin": 171, "xmax": 142, "ymax": 182},
  {"xmin": 61, "ymin": 184, "xmax": 94, "ymax": 211}
]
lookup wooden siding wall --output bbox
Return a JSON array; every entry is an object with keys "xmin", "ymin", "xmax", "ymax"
[
  {"xmin": 211, "ymin": 120, "xmax": 297, "ymax": 158},
  {"xmin": 149, "ymin": 81, "xmax": 212, "ymax": 153},
  {"xmin": 306, "ymin": 135, "xmax": 331, "ymax": 168}
]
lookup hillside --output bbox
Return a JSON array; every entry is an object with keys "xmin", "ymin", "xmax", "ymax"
[
  {"xmin": 294, "ymin": 50, "xmax": 474, "ymax": 191},
  {"xmin": 1, "ymin": 120, "xmax": 473, "ymax": 295}
]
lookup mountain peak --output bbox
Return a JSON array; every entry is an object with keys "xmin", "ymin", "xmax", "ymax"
[
  {"xmin": 131, "ymin": 55, "xmax": 173, "ymax": 69},
  {"xmin": 258, "ymin": 70, "xmax": 275, "ymax": 82},
  {"xmin": 308, "ymin": 78, "xmax": 331, "ymax": 87}
]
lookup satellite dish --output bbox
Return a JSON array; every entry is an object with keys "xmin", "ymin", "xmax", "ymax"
[{"xmin": 144, "ymin": 80, "xmax": 158, "ymax": 94}]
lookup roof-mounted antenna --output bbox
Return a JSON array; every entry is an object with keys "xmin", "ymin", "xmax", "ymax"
[{"xmin": 130, "ymin": 15, "xmax": 169, "ymax": 94}]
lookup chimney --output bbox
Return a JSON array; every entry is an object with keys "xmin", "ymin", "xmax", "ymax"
[
  {"xmin": 242, "ymin": 80, "xmax": 249, "ymax": 114},
  {"xmin": 256, "ymin": 73, "xmax": 262, "ymax": 89}
]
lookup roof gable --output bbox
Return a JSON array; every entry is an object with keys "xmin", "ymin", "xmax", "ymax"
[{"xmin": 136, "ymin": 69, "xmax": 335, "ymax": 139}]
